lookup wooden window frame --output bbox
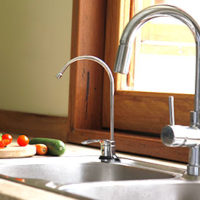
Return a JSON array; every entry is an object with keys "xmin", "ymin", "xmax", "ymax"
[{"xmin": 67, "ymin": 0, "xmax": 189, "ymax": 163}]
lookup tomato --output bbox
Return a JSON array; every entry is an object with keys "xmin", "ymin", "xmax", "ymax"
[
  {"xmin": 17, "ymin": 135, "xmax": 29, "ymax": 146},
  {"xmin": 2, "ymin": 134, "xmax": 12, "ymax": 145},
  {"xmin": 0, "ymin": 140, "xmax": 7, "ymax": 148},
  {"xmin": 35, "ymin": 144, "xmax": 48, "ymax": 155},
  {"xmin": 15, "ymin": 178, "xmax": 25, "ymax": 183},
  {"xmin": 2, "ymin": 139, "xmax": 10, "ymax": 146}
]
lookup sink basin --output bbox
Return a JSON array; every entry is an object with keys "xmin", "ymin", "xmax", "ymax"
[
  {"xmin": 0, "ymin": 156, "xmax": 176, "ymax": 185},
  {"xmin": 60, "ymin": 179, "xmax": 200, "ymax": 200},
  {"xmin": 0, "ymin": 155, "xmax": 184, "ymax": 199}
]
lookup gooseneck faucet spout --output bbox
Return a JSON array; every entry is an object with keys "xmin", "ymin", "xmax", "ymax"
[
  {"xmin": 57, "ymin": 55, "xmax": 119, "ymax": 162},
  {"xmin": 114, "ymin": 4, "xmax": 200, "ymax": 175}
]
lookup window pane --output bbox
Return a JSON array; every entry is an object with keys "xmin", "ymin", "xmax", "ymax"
[
  {"xmin": 121, "ymin": 0, "xmax": 198, "ymax": 94},
  {"xmin": 134, "ymin": 54, "xmax": 195, "ymax": 93}
]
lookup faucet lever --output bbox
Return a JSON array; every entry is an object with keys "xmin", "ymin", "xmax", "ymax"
[
  {"xmin": 81, "ymin": 139, "xmax": 101, "ymax": 145},
  {"xmin": 169, "ymin": 96, "xmax": 175, "ymax": 126}
]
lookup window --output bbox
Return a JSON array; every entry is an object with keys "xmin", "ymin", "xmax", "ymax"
[
  {"xmin": 103, "ymin": 0, "xmax": 194, "ymax": 135},
  {"xmin": 69, "ymin": 0, "xmax": 189, "ymax": 162}
]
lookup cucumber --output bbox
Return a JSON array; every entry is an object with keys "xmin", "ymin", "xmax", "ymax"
[{"xmin": 29, "ymin": 138, "xmax": 66, "ymax": 156}]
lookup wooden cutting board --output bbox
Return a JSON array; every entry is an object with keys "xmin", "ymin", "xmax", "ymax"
[{"xmin": 0, "ymin": 144, "xmax": 36, "ymax": 158}]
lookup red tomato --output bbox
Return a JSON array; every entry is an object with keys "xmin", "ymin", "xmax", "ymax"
[
  {"xmin": 2, "ymin": 139, "xmax": 10, "ymax": 146},
  {"xmin": 17, "ymin": 135, "xmax": 29, "ymax": 146},
  {"xmin": 0, "ymin": 140, "xmax": 6, "ymax": 148},
  {"xmin": 2, "ymin": 134, "xmax": 12, "ymax": 145}
]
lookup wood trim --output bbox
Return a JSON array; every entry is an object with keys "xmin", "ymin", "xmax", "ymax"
[
  {"xmin": 113, "ymin": 91, "xmax": 193, "ymax": 134},
  {"xmin": 0, "ymin": 109, "xmax": 68, "ymax": 141},
  {"xmin": 69, "ymin": 0, "xmax": 107, "ymax": 131},
  {"xmin": 68, "ymin": 128, "xmax": 188, "ymax": 163}
]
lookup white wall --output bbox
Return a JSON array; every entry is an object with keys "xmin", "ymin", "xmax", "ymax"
[{"xmin": 0, "ymin": 0, "xmax": 72, "ymax": 117}]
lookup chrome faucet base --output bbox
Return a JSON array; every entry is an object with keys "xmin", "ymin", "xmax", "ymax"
[
  {"xmin": 162, "ymin": 125, "xmax": 200, "ymax": 176},
  {"xmin": 187, "ymin": 165, "xmax": 200, "ymax": 177},
  {"xmin": 81, "ymin": 139, "xmax": 120, "ymax": 163},
  {"xmin": 187, "ymin": 146, "xmax": 200, "ymax": 176},
  {"xmin": 99, "ymin": 155, "xmax": 120, "ymax": 163}
]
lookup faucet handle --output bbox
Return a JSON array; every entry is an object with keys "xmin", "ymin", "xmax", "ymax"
[
  {"xmin": 169, "ymin": 96, "xmax": 175, "ymax": 126},
  {"xmin": 81, "ymin": 139, "xmax": 102, "ymax": 145},
  {"xmin": 81, "ymin": 139, "xmax": 114, "ymax": 146}
]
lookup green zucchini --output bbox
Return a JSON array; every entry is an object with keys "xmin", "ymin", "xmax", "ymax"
[{"xmin": 30, "ymin": 138, "xmax": 66, "ymax": 156}]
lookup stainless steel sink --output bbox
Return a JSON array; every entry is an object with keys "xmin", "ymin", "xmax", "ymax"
[
  {"xmin": 0, "ymin": 155, "xmax": 185, "ymax": 199},
  {"xmin": 0, "ymin": 156, "xmax": 177, "ymax": 184},
  {"xmin": 0, "ymin": 162, "xmax": 174, "ymax": 184},
  {"xmin": 60, "ymin": 179, "xmax": 200, "ymax": 200}
]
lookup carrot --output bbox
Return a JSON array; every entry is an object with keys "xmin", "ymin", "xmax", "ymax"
[{"xmin": 35, "ymin": 144, "xmax": 48, "ymax": 155}]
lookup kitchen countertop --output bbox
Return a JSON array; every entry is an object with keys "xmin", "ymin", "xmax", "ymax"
[{"xmin": 0, "ymin": 142, "xmax": 186, "ymax": 200}]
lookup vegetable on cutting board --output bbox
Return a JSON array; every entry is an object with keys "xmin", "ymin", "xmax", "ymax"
[
  {"xmin": 29, "ymin": 138, "xmax": 66, "ymax": 156},
  {"xmin": 17, "ymin": 135, "xmax": 29, "ymax": 146},
  {"xmin": 2, "ymin": 134, "xmax": 13, "ymax": 145},
  {"xmin": 0, "ymin": 133, "xmax": 13, "ymax": 148}
]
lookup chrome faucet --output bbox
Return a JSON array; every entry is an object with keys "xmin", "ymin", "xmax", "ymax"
[
  {"xmin": 57, "ymin": 55, "xmax": 119, "ymax": 162},
  {"xmin": 114, "ymin": 4, "xmax": 200, "ymax": 176}
]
